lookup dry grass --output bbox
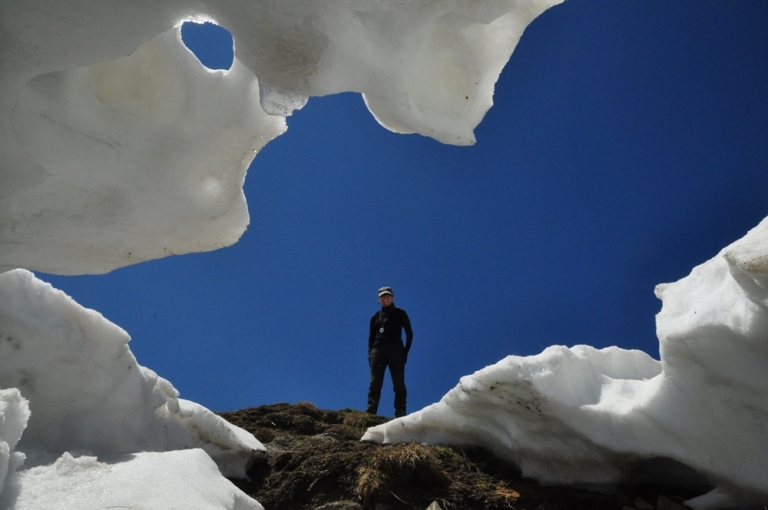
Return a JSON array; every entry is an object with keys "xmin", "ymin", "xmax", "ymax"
[
  {"xmin": 356, "ymin": 466, "xmax": 390, "ymax": 502},
  {"xmin": 493, "ymin": 483, "xmax": 520, "ymax": 502},
  {"xmin": 356, "ymin": 443, "xmax": 447, "ymax": 506},
  {"xmin": 341, "ymin": 410, "xmax": 382, "ymax": 429},
  {"xmin": 370, "ymin": 443, "xmax": 442, "ymax": 478}
]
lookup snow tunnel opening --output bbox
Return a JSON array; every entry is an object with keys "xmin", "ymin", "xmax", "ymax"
[
  {"xmin": 180, "ymin": 21, "xmax": 234, "ymax": 71},
  {"xmin": 623, "ymin": 457, "xmax": 714, "ymax": 496}
]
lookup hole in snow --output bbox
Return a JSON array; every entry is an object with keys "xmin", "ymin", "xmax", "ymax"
[
  {"xmin": 180, "ymin": 21, "xmax": 234, "ymax": 71},
  {"xmin": 623, "ymin": 457, "xmax": 714, "ymax": 494}
]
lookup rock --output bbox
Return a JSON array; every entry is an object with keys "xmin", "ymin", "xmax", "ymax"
[
  {"xmin": 310, "ymin": 432, "xmax": 345, "ymax": 442},
  {"xmin": 315, "ymin": 502, "xmax": 363, "ymax": 510},
  {"xmin": 635, "ymin": 497, "xmax": 655, "ymax": 510},
  {"xmin": 657, "ymin": 495, "xmax": 688, "ymax": 510},
  {"xmin": 265, "ymin": 435, "xmax": 300, "ymax": 453},
  {"xmin": 426, "ymin": 502, "xmax": 445, "ymax": 510}
]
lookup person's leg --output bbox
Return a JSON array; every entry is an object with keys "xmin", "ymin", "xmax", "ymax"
[
  {"xmin": 366, "ymin": 347, "xmax": 387, "ymax": 414},
  {"xmin": 389, "ymin": 344, "xmax": 407, "ymax": 417}
]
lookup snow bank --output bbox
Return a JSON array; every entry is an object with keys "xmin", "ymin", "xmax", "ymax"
[
  {"xmin": 0, "ymin": 0, "xmax": 562, "ymax": 275},
  {"xmin": 0, "ymin": 269, "xmax": 264, "ymax": 508},
  {"xmin": 364, "ymin": 218, "xmax": 768, "ymax": 509}
]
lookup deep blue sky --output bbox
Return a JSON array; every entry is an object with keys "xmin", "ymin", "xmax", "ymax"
[{"xmin": 43, "ymin": 1, "xmax": 768, "ymax": 416}]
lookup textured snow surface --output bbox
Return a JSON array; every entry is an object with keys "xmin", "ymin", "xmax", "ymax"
[
  {"xmin": 0, "ymin": 270, "xmax": 264, "ymax": 509},
  {"xmin": 364, "ymin": 218, "xmax": 768, "ymax": 509},
  {"xmin": 0, "ymin": 0, "xmax": 561, "ymax": 275},
  {"xmin": 4, "ymin": 26, "xmax": 285, "ymax": 275},
  {"xmin": 11, "ymin": 450, "xmax": 263, "ymax": 510},
  {"xmin": 0, "ymin": 390, "xmax": 28, "ymax": 505}
]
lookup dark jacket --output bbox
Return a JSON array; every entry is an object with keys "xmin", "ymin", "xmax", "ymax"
[{"xmin": 369, "ymin": 304, "xmax": 413, "ymax": 354}]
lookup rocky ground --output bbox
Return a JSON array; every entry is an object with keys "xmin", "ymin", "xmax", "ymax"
[{"xmin": 218, "ymin": 403, "xmax": 707, "ymax": 510}]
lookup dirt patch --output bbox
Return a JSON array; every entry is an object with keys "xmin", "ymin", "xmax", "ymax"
[{"xmin": 219, "ymin": 402, "xmax": 702, "ymax": 510}]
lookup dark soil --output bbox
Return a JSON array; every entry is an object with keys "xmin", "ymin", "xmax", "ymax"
[{"xmin": 218, "ymin": 402, "xmax": 705, "ymax": 510}]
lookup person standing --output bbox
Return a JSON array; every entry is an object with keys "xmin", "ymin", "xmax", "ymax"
[{"xmin": 367, "ymin": 286, "xmax": 413, "ymax": 418}]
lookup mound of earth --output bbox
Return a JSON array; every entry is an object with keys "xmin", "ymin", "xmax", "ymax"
[{"xmin": 219, "ymin": 403, "xmax": 700, "ymax": 510}]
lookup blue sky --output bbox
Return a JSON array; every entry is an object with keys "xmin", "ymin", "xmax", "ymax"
[{"xmin": 43, "ymin": 1, "xmax": 768, "ymax": 416}]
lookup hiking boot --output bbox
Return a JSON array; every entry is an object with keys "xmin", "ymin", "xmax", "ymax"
[{"xmin": 395, "ymin": 409, "xmax": 406, "ymax": 418}]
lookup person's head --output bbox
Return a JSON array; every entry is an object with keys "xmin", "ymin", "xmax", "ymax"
[{"xmin": 378, "ymin": 286, "xmax": 394, "ymax": 306}]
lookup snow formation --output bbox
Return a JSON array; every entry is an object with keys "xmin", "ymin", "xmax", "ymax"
[
  {"xmin": 0, "ymin": 0, "xmax": 563, "ymax": 275},
  {"xmin": 0, "ymin": 0, "xmax": 564, "ymax": 508},
  {"xmin": 0, "ymin": 269, "xmax": 264, "ymax": 509},
  {"xmin": 6, "ymin": 1, "xmax": 764, "ymax": 509},
  {"xmin": 364, "ymin": 218, "xmax": 768, "ymax": 509}
]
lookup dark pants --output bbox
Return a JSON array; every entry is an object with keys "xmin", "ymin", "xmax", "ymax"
[{"xmin": 366, "ymin": 342, "xmax": 407, "ymax": 417}]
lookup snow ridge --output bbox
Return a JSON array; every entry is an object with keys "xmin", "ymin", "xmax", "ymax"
[{"xmin": 0, "ymin": 269, "xmax": 264, "ymax": 509}]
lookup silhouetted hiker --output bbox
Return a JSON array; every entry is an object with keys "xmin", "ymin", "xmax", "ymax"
[{"xmin": 367, "ymin": 286, "xmax": 413, "ymax": 418}]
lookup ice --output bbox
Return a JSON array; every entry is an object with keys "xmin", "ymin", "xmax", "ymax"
[
  {"xmin": 0, "ymin": 270, "xmax": 264, "ymax": 508},
  {"xmin": 0, "ymin": 0, "xmax": 561, "ymax": 275},
  {"xmin": 364, "ymin": 218, "xmax": 768, "ymax": 509}
]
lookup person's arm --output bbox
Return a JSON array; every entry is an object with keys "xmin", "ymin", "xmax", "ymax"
[
  {"xmin": 368, "ymin": 315, "xmax": 376, "ymax": 355},
  {"xmin": 401, "ymin": 309, "xmax": 413, "ymax": 358}
]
